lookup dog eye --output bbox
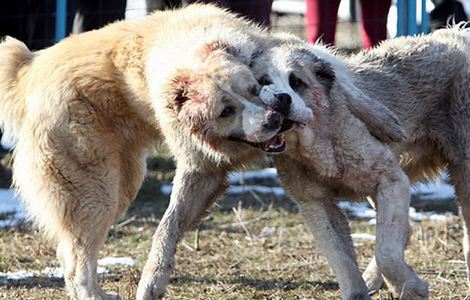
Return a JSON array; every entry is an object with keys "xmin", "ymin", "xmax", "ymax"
[
  {"xmin": 220, "ymin": 106, "xmax": 236, "ymax": 118},
  {"xmin": 250, "ymin": 85, "xmax": 260, "ymax": 96},
  {"xmin": 257, "ymin": 75, "xmax": 272, "ymax": 86},
  {"xmin": 289, "ymin": 73, "xmax": 306, "ymax": 90}
]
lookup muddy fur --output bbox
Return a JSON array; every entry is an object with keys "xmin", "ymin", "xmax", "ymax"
[{"xmin": 262, "ymin": 26, "xmax": 470, "ymax": 300}]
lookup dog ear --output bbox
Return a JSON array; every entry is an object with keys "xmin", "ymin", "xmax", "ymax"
[
  {"xmin": 314, "ymin": 61, "xmax": 336, "ymax": 92},
  {"xmin": 339, "ymin": 80, "xmax": 407, "ymax": 143},
  {"xmin": 198, "ymin": 41, "xmax": 238, "ymax": 61},
  {"xmin": 169, "ymin": 74, "xmax": 193, "ymax": 112},
  {"xmin": 167, "ymin": 70, "xmax": 208, "ymax": 126}
]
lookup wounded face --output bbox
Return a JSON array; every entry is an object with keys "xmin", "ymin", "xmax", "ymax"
[
  {"xmin": 165, "ymin": 46, "xmax": 293, "ymax": 154},
  {"xmin": 250, "ymin": 37, "xmax": 335, "ymax": 126}
]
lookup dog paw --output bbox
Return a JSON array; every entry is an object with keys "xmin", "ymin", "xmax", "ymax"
[
  {"xmin": 347, "ymin": 291, "xmax": 371, "ymax": 300},
  {"xmin": 391, "ymin": 277, "xmax": 429, "ymax": 300},
  {"xmin": 363, "ymin": 272, "xmax": 384, "ymax": 293},
  {"xmin": 136, "ymin": 279, "xmax": 167, "ymax": 300}
]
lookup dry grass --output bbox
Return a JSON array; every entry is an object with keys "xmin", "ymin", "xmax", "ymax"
[
  {"xmin": 0, "ymin": 195, "xmax": 467, "ymax": 300},
  {"xmin": 0, "ymin": 151, "xmax": 466, "ymax": 299}
]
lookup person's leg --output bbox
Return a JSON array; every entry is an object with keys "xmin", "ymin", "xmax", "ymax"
[
  {"xmin": 305, "ymin": 0, "xmax": 341, "ymax": 44},
  {"xmin": 229, "ymin": 0, "xmax": 273, "ymax": 27},
  {"xmin": 359, "ymin": 0, "xmax": 391, "ymax": 49}
]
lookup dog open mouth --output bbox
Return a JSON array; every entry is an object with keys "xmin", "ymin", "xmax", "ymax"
[
  {"xmin": 229, "ymin": 119, "xmax": 295, "ymax": 153},
  {"xmin": 244, "ymin": 133, "xmax": 286, "ymax": 153}
]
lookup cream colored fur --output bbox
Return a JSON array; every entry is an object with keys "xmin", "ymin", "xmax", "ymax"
[{"xmin": 0, "ymin": 5, "xmax": 288, "ymax": 300}]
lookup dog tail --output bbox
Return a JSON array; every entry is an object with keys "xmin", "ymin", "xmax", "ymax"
[{"xmin": 0, "ymin": 37, "xmax": 33, "ymax": 144}]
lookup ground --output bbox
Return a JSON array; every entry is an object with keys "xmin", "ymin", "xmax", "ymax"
[{"xmin": 0, "ymin": 152, "xmax": 467, "ymax": 299}]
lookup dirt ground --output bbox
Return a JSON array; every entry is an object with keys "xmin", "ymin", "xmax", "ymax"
[{"xmin": 0, "ymin": 176, "xmax": 467, "ymax": 300}]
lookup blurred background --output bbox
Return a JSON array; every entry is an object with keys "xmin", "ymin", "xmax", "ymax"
[{"xmin": 0, "ymin": 2, "xmax": 469, "ymax": 299}]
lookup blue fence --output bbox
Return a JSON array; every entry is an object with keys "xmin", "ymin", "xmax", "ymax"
[{"xmin": 396, "ymin": 0, "xmax": 428, "ymax": 36}]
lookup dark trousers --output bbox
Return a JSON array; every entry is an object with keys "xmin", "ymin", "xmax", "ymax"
[
  {"xmin": 305, "ymin": 0, "xmax": 391, "ymax": 48},
  {"xmin": 185, "ymin": 0, "xmax": 273, "ymax": 27}
]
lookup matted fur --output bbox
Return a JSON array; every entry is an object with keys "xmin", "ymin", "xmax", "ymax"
[
  {"xmin": 264, "ymin": 27, "xmax": 470, "ymax": 300},
  {"xmin": 0, "ymin": 5, "xmax": 289, "ymax": 300}
]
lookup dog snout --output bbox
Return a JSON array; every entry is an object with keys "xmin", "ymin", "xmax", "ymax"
[
  {"xmin": 262, "ymin": 110, "xmax": 283, "ymax": 130},
  {"xmin": 271, "ymin": 93, "xmax": 291, "ymax": 117}
]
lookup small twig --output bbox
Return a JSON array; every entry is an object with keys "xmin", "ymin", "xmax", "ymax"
[
  {"xmin": 436, "ymin": 271, "xmax": 452, "ymax": 284},
  {"xmin": 118, "ymin": 215, "xmax": 137, "ymax": 227},
  {"xmin": 232, "ymin": 204, "xmax": 253, "ymax": 241},
  {"xmin": 181, "ymin": 241, "xmax": 194, "ymax": 252},
  {"xmin": 249, "ymin": 190, "xmax": 266, "ymax": 207},
  {"xmin": 215, "ymin": 213, "xmax": 270, "ymax": 229},
  {"xmin": 194, "ymin": 227, "xmax": 200, "ymax": 251},
  {"xmin": 245, "ymin": 261, "xmax": 316, "ymax": 272},
  {"xmin": 229, "ymin": 255, "xmax": 246, "ymax": 269}
]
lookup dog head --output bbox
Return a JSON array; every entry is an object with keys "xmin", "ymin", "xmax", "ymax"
[
  {"xmin": 251, "ymin": 35, "xmax": 333, "ymax": 128},
  {"xmin": 150, "ymin": 36, "xmax": 293, "ymax": 165},
  {"xmin": 254, "ymin": 33, "xmax": 406, "ymax": 144}
]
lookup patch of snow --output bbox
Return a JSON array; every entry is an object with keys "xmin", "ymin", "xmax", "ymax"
[
  {"xmin": 339, "ymin": 201, "xmax": 457, "ymax": 222},
  {"xmin": 42, "ymin": 267, "xmax": 64, "ymax": 278},
  {"xmin": 258, "ymin": 226, "xmax": 287, "ymax": 238},
  {"xmin": 98, "ymin": 257, "xmax": 135, "ymax": 267},
  {"xmin": 338, "ymin": 201, "xmax": 376, "ymax": 219},
  {"xmin": 0, "ymin": 270, "xmax": 39, "ymax": 280},
  {"xmin": 0, "ymin": 263, "xmax": 118, "ymax": 281},
  {"xmin": 228, "ymin": 168, "xmax": 279, "ymax": 184},
  {"xmin": 160, "ymin": 184, "xmax": 172, "ymax": 196},
  {"xmin": 351, "ymin": 233, "xmax": 375, "ymax": 241},
  {"xmin": 412, "ymin": 181, "xmax": 455, "ymax": 201},
  {"xmin": 0, "ymin": 189, "xmax": 26, "ymax": 228},
  {"xmin": 259, "ymin": 226, "xmax": 277, "ymax": 238},
  {"xmin": 408, "ymin": 207, "xmax": 457, "ymax": 222},
  {"xmin": 161, "ymin": 182, "xmax": 286, "ymax": 197},
  {"xmin": 226, "ymin": 185, "xmax": 286, "ymax": 197}
]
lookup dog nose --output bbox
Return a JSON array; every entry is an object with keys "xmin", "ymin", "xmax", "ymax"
[
  {"xmin": 262, "ymin": 110, "xmax": 283, "ymax": 130},
  {"xmin": 271, "ymin": 93, "xmax": 291, "ymax": 116}
]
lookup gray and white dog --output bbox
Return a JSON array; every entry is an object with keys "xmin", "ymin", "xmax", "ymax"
[{"xmin": 256, "ymin": 26, "xmax": 470, "ymax": 299}]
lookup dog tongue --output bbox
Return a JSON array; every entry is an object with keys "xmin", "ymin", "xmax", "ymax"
[{"xmin": 261, "ymin": 134, "xmax": 285, "ymax": 153}]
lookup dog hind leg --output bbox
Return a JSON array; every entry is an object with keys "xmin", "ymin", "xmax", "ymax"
[
  {"xmin": 52, "ymin": 173, "xmax": 121, "ymax": 300},
  {"xmin": 13, "ymin": 137, "xmax": 122, "ymax": 300},
  {"xmin": 449, "ymin": 160, "xmax": 470, "ymax": 297},
  {"xmin": 447, "ymin": 69, "xmax": 470, "ymax": 296}
]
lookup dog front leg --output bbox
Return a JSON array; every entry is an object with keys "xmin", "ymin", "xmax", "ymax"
[
  {"xmin": 301, "ymin": 199, "xmax": 371, "ymax": 300},
  {"xmin": 375, "ymin": 169, "xmax": 428, "ymax": 299},
  {"xmin": 136, "ymin": 165, "xmax": 228, "ymax": 300}
]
